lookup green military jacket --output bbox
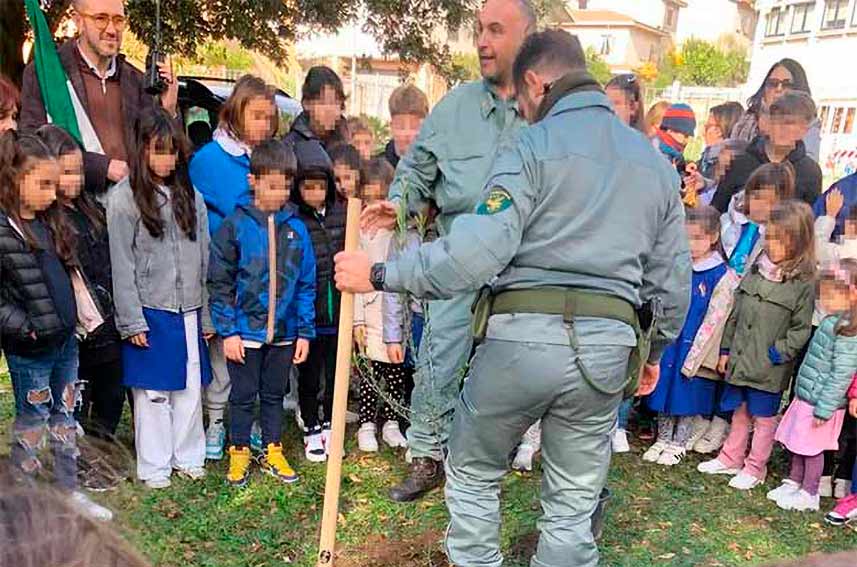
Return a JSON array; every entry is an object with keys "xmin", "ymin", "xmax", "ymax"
[
  {"xmin": 721, "ymin": 269, "xmax": 815, "ymax": 394},
  {"xmin": 387, "ymin": 79, "xmax": 524, "ymax": 235}
]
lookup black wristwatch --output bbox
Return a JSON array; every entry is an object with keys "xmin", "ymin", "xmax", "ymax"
[{"xmin": 370, "ymin": 263, "xmax": 386, "ymax": 291}]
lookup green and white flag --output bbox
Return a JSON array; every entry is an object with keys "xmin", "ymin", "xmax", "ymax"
[{"xmin": 24, "ymin": 0, "xmax": 103, "ymax": 154}]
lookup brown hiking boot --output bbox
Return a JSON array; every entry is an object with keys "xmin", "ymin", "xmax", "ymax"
[{"xmin": 389, "ymin": 457, "xmax": 445, "ymax": 502}]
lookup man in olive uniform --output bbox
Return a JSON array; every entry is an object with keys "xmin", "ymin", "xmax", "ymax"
[
  {"xmin": 362, "ymin": 0, "xmax": 534, "ymax": 502},
  {"xmin": 337, "ymin": 30, "xmax": 691, "ymax": 567}
]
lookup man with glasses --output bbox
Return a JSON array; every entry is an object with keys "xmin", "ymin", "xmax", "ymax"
[{"xmin": 20, "ymin": 0, "xmax": 178, "ymax": 195}]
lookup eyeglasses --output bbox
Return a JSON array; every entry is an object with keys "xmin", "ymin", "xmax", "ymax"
[
  {"xmin": 765, "ymin": 78, "xmax": 793, "ymax": 90},
  {"xmin": 77, "ymin": 12, "xmax": 127, "ymax": 32}
]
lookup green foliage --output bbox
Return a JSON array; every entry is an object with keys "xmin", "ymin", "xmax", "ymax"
[
  {"xmin": 450, "ymin": 52, "xmax": 481, "ymax": 84},
  {"xmin": 363, "ymin": 114, "xmax": 391, "ymax": 150},
  {"xmin": 195, "ymin": 43, "xmax": 254, "ymax": 71},
  {"xmin": 672, "ymin": 38, "xmax": 750, "ymax": 87},
  {"xmin": 585, "ymin": 48, "xmax": 612, "ymax": 86}
]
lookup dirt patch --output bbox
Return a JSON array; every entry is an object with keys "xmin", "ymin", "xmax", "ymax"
[
  {"xmin": 507, "ymin": 531, "xmax": 539, "ymax": 562},
  {"xmin": 337, "ymin": 530, "xmax": 448, "ymax": 567}
]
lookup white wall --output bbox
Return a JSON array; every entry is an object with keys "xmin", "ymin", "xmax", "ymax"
[{"xmin": 747, "ymin": 0, "xmax": 857, "ymax": 102}]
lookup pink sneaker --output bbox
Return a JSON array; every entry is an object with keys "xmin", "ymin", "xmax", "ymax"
[{"xmin": 825, "ymin": 494, "xmax": 857, "ymax": 526}]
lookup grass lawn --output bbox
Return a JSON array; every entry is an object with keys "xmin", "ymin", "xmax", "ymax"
[{"xmin": 1, "ymin": 367, "xmax": 855, "ymax": 567}]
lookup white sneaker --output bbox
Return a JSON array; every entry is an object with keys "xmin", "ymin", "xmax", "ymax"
[
  {"xmin": 728, "ymin": 472, "xmax": 763, "ymax": 490},
  {"xmin": 642, "ymin": 440, "xmax": 669, "ymax": 463},
  {"xmin": 834, "ymin": 479, "xmax": 851, "ymax": 500},
  {"xmin": 205, "ymin": 421, "xmax": 226, "ymax": 461},
  {"xmin": 512, "ymin": 444, "xmax": 536, "ymax": 472},
  {"xmin": 693, "ymin": 416, "xmax": 729, "ymax": 454},
  {"xmin": 304, "ymin": 428, "xmax": 327, "ymax": 462},
  {"xmin": 176, "ymin": 467, "xmax": 207, "ymax": 480},
  {"xmin": 685, "ymin": 416, "xmax": 711, "ymax": 450},
  {"xmin": 69, "ymin": 490, "xmax": 113, "ymax": 521},
  {"xmin": 381, "ymin": 420, "xmax": 408, "ymax": 449},
  {"xmin": 144, "ymin": 477, "xmax": 172, "ymax": 490},
  {"xmin": 345, "ymin": 410, "xmax": 359, "ymax": 424},
  {"xmin": 788, "ymin": 489, "xmax": 821, "ymax": 512},
  {"xmin": 767, "ymin": 479, "xmax": 800, "ymax": 502},
  {"xmin": 611, "ymin": 429, "xmax": 631, "ymax": 453},
  {"xmin": 656, "ymin": 443, "xmax": 686, "ymax": 466},
  {"xmin": 819, "ymin": 476, "xmax": 833, "ymax": 498},
  {"xmin": 357, "ymin": 423, "xmax": 379, "ymax": 453},
  {"xmin": 697, "ymin": 458, "xmax": 740, "ymax": 475}
]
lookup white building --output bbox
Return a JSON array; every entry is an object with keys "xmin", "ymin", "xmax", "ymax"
[
  {"xmin": 748, "ymin": 0, "xmax": 857, "ymax": 177},
  {"xmin": 675, "ymin": 0, "xmax": 757, "ymax": 45}
]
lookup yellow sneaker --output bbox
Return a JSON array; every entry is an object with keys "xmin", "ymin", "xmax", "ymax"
[
  {"xmin": 260, "ymin": 443, "xmax": 299, "ymax": 484},
  {"xmin": 226, "ymin": 446, "xmax": 251, "ymax": 488}
]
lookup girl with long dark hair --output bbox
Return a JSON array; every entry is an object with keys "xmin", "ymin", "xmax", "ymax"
[{"xmin": 108, "ymin": 108, "xmax": 213, "ymax": 489}]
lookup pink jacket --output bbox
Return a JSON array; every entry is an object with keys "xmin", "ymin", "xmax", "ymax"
[{"xmin": 848, "ymin": 374, "xmax": 857, "ymax": 400}]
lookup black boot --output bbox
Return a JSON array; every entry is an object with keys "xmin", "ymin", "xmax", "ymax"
[{"xmin": 389, "ymin": 457, "xmax": 445, "ymax": 502}]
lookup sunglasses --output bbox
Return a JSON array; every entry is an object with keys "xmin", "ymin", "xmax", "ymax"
[
  {"xmin": 765, "ymin": 78, "xmax": 793, "ymax": 90},
  {"xmin": 78, "ymin": 12, "xmax": 127, "ymax": 32}
]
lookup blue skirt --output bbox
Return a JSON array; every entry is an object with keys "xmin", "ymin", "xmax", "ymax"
[
  {"xmin": 122, "ymin": 308, "xmax": 212, "ymax": 391},
  {"xmin": 719, "ymin": 383, "xmax": 782, "ymax": 418}
]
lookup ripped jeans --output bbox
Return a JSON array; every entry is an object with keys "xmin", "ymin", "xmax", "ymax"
[{"xmin": 7, "ymin": 335, "xmax": 79, "ymax": 490}]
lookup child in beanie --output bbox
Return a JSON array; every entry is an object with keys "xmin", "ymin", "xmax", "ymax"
[{"xmin": 655, "ymin": 103, "xmax": 697, "ymax": 163}]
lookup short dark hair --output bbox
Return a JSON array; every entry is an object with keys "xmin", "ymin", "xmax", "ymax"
[
  {"xmin": 513, "ymin": 30, "xmax": 586, "ymax": 92},
  {"xmin": 328, "ymin": 143, "xmax": 363, "ymax": 172},
  {"xmin": 250, "ymin": 138, "xmax": 296, "ymax": 177},
  {"xmin": 302, "ymin": 66, "xmax": 346, "ymax": 108},
  {"xmin": 769, "ymin": 91, "xmax": 817, "ymax": 123},
  {"xmin": 361, "ymin": 157, "xmax": 394, "ymax": 192}
]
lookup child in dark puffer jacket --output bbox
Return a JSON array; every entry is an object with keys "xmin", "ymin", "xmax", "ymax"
[{"xmin": 289, "ymin": 135, "xmax": 346, "ymax": 462}]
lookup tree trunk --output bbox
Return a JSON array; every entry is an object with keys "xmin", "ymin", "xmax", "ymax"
[{"xmin": 0, "ymin": 0, "xmax": 26, "ymax": 85}]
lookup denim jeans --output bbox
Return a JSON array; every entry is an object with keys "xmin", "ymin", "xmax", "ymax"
[
  {"xmin": 228, "ymin": 343, "xmax": 296, "ymax": 447},
  {"xmin": 8, "ymin": 335, "xmax": 79, "ymax": 490},
  {"xmin": 617, "ymin": 398, "xmax": 632, "ymax": 430}
]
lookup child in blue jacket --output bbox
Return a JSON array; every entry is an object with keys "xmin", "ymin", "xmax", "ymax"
[{"xmin": 208, "ymin": 139, "xmax": 316, "ymax": 487}]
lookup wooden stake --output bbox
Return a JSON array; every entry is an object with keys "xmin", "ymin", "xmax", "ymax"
[{"xmin": 317, "ymin": 197, "xmax": 362, "ymax": 567}]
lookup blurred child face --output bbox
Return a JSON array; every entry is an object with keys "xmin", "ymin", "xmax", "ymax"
[
  {"xmin": 300, "ymin": 178, "xmax": 327, "ymax": 211},
  {"xmin": 352, "ymin": 131, "xmax": 374, "ymax": 161},
  {"xmin": 333, "ymin": 163, "xmax": 360, "ymax": 199},
  {"xmin": 819, "ymin": 279, "xmax": 851, "ymax": 315},
  {"xmin": 18, "ymin": 158, "xmax": 59, "ymax": 218},
  {"xmin": 306, "ymin": 86, "xmax": 341, "ymax": 135},
  {"xmin": 606, "ymin": 87, "xmax": 635, "ymax": 127},
  {"xmin": 0, "ymin": 106, "xmax": 16, "ymax": 133},
  {"xmin": 147, "ymin": 137, "xmax": 177, "ymax": 180},
  {"xmin": 361, "ymin": 182, "xmax": 387, "ymax": 205},
  {"xmin": 241, "ymin": 97, "xmax": 276, "ymax": 147},
  {"xmin": 703, "ymin": 113, "xmax": 724, "ymax": 146},
  {"xmin": 391, "ymin": 113, "xmax": 423, "ymax": 157},
  {"xmin": 252, "ymin": 171, "xmax": 290, "ymax": 213},
  {"xmin": 768, "ymin": 114, "xmax": 808, "ymax": 149},
  {"xmin": 667, "ymin": 129, "xmax": 689, "ymax": 146},
  {"xmin": 686, "ymin": 222, "xmax": 717, "ymax": 261},
  {"xmin": 845, "ymin": 219, "xmax": 857, "ymax": 239},
  {"xmin": 765, "ymin": 224, "xmax": 790, "ymax": 264},
  {"xmin": 748, "ymin": 186, "xmax": 778, "ymax": 224},
  {"xmin": 57, "ymin": 150, "xmax": 84, "ymax": 200}
]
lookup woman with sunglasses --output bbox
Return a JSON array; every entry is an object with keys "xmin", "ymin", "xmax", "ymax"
[{"xmin": 731, "ymin": 58, "xmax": 821, "ymax": 161}]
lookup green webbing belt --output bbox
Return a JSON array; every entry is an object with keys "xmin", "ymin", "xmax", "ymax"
[{"xmin": 486, "ymin": 288, "xmax": 643, "ymax": 397}]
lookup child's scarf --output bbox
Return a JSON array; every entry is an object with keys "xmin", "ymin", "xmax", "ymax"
[{"xmin": 656, "ymin": 129, "xmax": 686, "ymax": 162}]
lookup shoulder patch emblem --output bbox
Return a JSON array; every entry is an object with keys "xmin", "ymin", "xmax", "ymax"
[{"xmin": 477, "ymin": 188, "xmax": 513, "ymax": 215}]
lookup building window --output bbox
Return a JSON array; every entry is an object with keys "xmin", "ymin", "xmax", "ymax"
[
  {"xmin": 765, "ymin": 7, "xmax": 787, "ymax": 37},
  {"xmin": 600, "ymin": 34, "xmax": 613, "ymax": 56},
  {"xmin": 820, "ymin": 106, "xmax": 830, "ymax": 133},
  {"xmin": 845, "ymin": 108, "xmax": 856, "ymax": 134},
  {"xmin": 823, "ymin": 0, "xmax": 848, "ymax": 30},
  {"xmin": 832, "ymin": 107, "xmax": 845, "ymax": 134},
  {"xmin": 791, "ymin": 2, "xmax": 815, "ymax": 33}
]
